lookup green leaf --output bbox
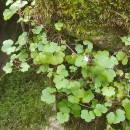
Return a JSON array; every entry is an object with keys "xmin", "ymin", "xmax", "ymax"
[
  {"xmin": 38, "ymin": 42, "xmax": 44, "ymax": 51},
  {"xmin": 102, "ymin": 86, "xmax": 115, "ymax": 97},
  {"xmin": 106, "ymin": 112, "xmax": 115, "ymax": 124},
  {"xmin": 18, "ymin": 50, "xmax": 28, "ymax": 62},
  {"xmin": 55, "ymin": 78, "xmax": 69, "ymax": 89},
  {"xmin": 121, "ymin": 36, "xmax": 130, "ymax": 45},
  {"xmin": 59, "ymin": 106, "xmax": 70, "ymax": 114},
  {"xmin": 41, "ymin": 87, "xmax": 56, "ymax": 104},
  {"xmin": 37, "ymin": 64, "xmax": 49, "ymax": 73},
  {"xmin": 94, "ymin": 104, "xmax": 108, "ymax": 116},
  {"xmin": 82, "ymin": 90, "xmax": 94, "ymax": 103},
  {"xmin": 68, "ymin": 95, "xmax": 79, "ymax": 103},
  {"xmin": 32, "ymin": 25, "xmax": 43, "ymax": 34},
  {"xmin": 107, "ymin": 109, "xmax": 125, "ymax": 124},
  {"xmin": 83, "ymin": 40, "xmax": 93, "ymax": 53},
  {"xmin": 70, "ymin": 104, "xmax": 81, "ymax": 118},
  {"xmin": 122, "ymin": 98, "xmax": 130, "ymax": 107},
  {"xmin": 18, "ymin": 32, "xmax": 28, "ymax": 46},
  {"xmin": 3, "ymin": 9, "xmax": 13, "ymax": 20},
  {"xmin": 29, "ymin": 43, "xmax": 38, "ymax": 52},
  {"xmin": 3, "ymin": 62, "xmax": 13, "ymax": 73},
  {"xmin": 57, "ymin": 112, "xmax": 69, "ymax": 124},
  {"xmin": 66, "ymin": 55, "xmax": 76, "ymax": 64},
  {"xmin": 72, "ymin": 89, "xmax": 85, "ymax": 98},
  {"xmin": 56, "ymin": 65, "xmax": 68, "ymax": 77},
  {"xmin": 3, "ymin": 1, "xmax": 27, "ymax": 20},
  {"xmin": 75, "ymin": 44, "xmax": 83, "ymax": 53},
  {"xmin": 2, "ymin": 39, "xmax": 16, "ymax": 55},
  {"xmin": 6, "ymin": 0, "xmax": 13, "ymax": 6},
  {"xmin": 81, "ymin": 110, "xmax": 95, "ymax": 122},
  {"xmin": 93, "ymin": 66, "xmax": 116, "ymax": 83},
  {"xmin": 116, "ymin": 51, "xmax": 126, "ymax": 61},
  {"xmin": 20, "ymin": 62, "xmax": 30, "ymax": 72},
  {"xmin": 94, "ymin": 51, "xmax": 118, "ymax": 68},
  {"xmin": 122, "ymin": 55, "xmax": 128, "ymax": 65},
  {"xmin": 75, "ymin": 55, "xmax": 87, "ymax": 67},
  {"xmin": 54, "ymin": 22, "xmax": 63, "ymax": 31},
  {"xmin": 58, "ymin": 101, "xmax": 70, "ymax": 114},
  {"xmin": 69, "ymin": 66, "xmax": 77, "ymax": 72},
  {"xmin": 124, "ymin": 101, "xmax": 130, "ymax": 120}
]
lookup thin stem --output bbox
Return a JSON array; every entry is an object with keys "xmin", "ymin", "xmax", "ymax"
[{"xmin": 66, "ymin": 44, "xmax": 76, "ymax": 54}]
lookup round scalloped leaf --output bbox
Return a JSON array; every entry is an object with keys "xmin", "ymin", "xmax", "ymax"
[
  {"xmin": 2, "ymin": 39, "xmax": 16, "ymax": 55},
  {"xmin": 57, "ymin": 112, "xmax": 69, "ymax": 124},
  {"xmin": 81, "ymin": 110, "xmax": 95, "ymax": 122}
]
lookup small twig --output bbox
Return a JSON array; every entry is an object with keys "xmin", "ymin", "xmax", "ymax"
[
  {"xmin": 78, "ymin": 103, "xmax": 92, "ymax": 109},
  {"xmin": 66, "ymin": 44, "xmax": 76, "ymax": 54},
  {"xmin": 0, "ymin": 73, "xmax": 6, "ymax": 81},
  {"xmin": 70, "ymin": 72, "xmax": 76, "ymax": 80}
]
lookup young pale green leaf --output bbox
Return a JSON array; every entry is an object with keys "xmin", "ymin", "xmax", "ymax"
[
  {"xmin": 82, "ymin": 90, "xmax": 94, "ymax": 103},
  {"xmin": 94, "ymin": 104, "xmax": 108, "ymax": 117},
  {"xmin": 10, "ymin": 54, "xmax": 18, "ymax": 62},
  {"xmin": 6, "ymin": 0, "xmax": 13, "ymax": 6},
  {"xmin": 3, "ymin": 62, "xmax": 13, "ymax": 73},
  {"xmin": 3, "ymin": 1, "xmax": 27, "ymax": 20},
  {"xmin": 18, "ymin": 50, "xmax": 28, "ymax": 62},
  {"xmin": 2, "ymin": 39, "xmax": 16, "ymax": 55},
  {"xmin": 32, "ymin": 25, "xmax": 43, "ymax": 34},
  {"xmin": 107, "ymin": 109, "xmax": 125, "ymax": 124},
  {"xmin": 37, "ymin": 64, "xmax": 49, "ymax": 73},
  {"xmin": 103, "ymin": 69, "xmax": 116, "ymax": 82},
  {"xmin": 81, "ymin": 110, "xmax": 95, "ymax": 122},
  {"xmin": 106, "ymin": 112, "xmax": 115, "ymax": 124},
  {"xmin": 56, "ymin": 65, "xmax": 68, "ymax": 77},
  {"xmin": 116, "ymin": 51, "xmax": 126, "ymax": 61},
  {"xmin": 75, "ymin": 55, "xmax": 87, "ymax": 67},
  {"xmin": 41, "ymin": 94, "xmax": 55, "ymax": 104},
  {"xmin": 29, "ymin": 43, "xmax": 38, "ymax": 52},
  {"xmin": 122, "ymin": 98, "xmax": 130, "ymax": 107},
  {"xmin": 71, "ymin": 88, "xmax": 85, "ymax": 98},
  {"xmin": 121, "ymin": 36, "xmax": 130, "ymax": 45},
  {"xmin": 18, "ymin": 32, "xmax": 28, "ymax": 46},
  {"xmin": 94, "ymin": 51, "xmax": 118, "ymax": 68},
  {"xmin": 55, "ymin": 78, "xmax": 69, "ymax": 89},
  {"xmin": 41, "ymin": 87, "xmax": 56, "ymax": 104},
  {"xmin": 75, "ymin": 44, "xmax": 83, "ymax": 53},
  {"xmin": 57, "ymin": 112, "xmax": 69, "ymax": 124},
  {"xmin": 54, "ymin": 22, "xmax": 63, "ymax": 31},
  {"xmin": 20, "ymin": 62, "xmax": 30, "ymax": 72},
  {"xmin": 69, "ymin": 66, "xmax": 77, "ymax": 72},
  {"xmin": 68, "ymin": 95, "xmax": 79, "ymax": 103},
  {"xmin": 38, "ymin": 42, "xmax": 44, "ymax": 51},
  {"xmin": 102, "ymin": 86, "xmax": 115, "ymax": 97},
  {"xmin": 3, "ymin": 9, "xmax": 13, "ymax": 20},
  {"xmin": 83, "ymin": 40, "xmax": 93, "ymax": 53}
]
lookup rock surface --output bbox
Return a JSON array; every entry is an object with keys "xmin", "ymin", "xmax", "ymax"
[{"xmin": 36, "ymin": 0, "xmax": 130, "ymax": 51}]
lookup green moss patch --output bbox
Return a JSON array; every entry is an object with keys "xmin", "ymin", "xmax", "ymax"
[{"xmin": 0, "ymin": 70, "xmax": 54, "ymax": 130}]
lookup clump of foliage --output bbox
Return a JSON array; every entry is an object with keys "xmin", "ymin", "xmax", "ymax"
[
  {"xmin": 0, "ymin": 71, "xmax": 54, "ymax": 129},
  {"xmin": 2, "ymin": 0, "xmax": 130, "ymax": 130}
]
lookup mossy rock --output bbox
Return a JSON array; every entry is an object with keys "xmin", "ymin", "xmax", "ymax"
[{"xmin": 36, "ymin": 0, "xmax": 130, "ymax": 51}]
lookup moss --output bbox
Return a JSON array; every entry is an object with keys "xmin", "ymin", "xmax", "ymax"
[
  {"xmin": 0, "ymin": 70, "xmax": 54, "ymax": 130},
  {"xmin": 36, "ymin": 0, "xmax": 130, "ymax": 51}
]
